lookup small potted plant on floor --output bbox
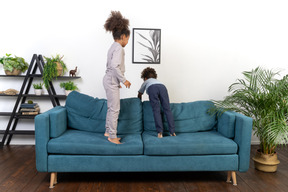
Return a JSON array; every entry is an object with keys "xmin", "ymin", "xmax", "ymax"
[
  {"xmin": 60, "ymin": 81, "xmax": 78, "ymax": 96},
  {"xmin": 0, "ymin": 54, "xmax": 29, "ymax": 75},
  {"xmin": 210, "ymin": 66, "xmax": 288, "ymax": 172},
  {"xmin": 43, "ymin": 54, "xmax": 68, "ymax": 89},
  {"xmin": 33, "ymin": 82, "xmax": 43, "ymax": 95}
]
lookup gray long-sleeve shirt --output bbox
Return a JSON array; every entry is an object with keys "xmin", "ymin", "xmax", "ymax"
[{"xmin": 105, "ymin": 42, "xmax": 126, "ymax": 84}]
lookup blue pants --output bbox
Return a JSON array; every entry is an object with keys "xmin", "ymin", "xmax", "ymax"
[{"xmin": 148, "ymin": 84, "xmax": 175, "ymax": 134}]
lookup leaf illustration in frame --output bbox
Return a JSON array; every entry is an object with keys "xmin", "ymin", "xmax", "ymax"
[
  {"xmin": 137, "ymin": 32, "xmax": 154, "ymax": 49},
  {"xmin": 132, "ymin": 28, "xmax": 161, "ymax": 64}
]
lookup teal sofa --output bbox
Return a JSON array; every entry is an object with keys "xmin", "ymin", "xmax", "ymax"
[{"xmin": 35, "ymin": 91, "xmax": 253, "ymax": 188}]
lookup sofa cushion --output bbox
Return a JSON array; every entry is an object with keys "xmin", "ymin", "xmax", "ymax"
[
  {"xmin": 48, "ymin": 129, "xmax": 143, "ymax": 155},
  {"xmin": 65, "ymin": 91, "xmax": 142, "ymax": 134},
  {"xmin": 143, "ymin": 100, "xmax": 216, "ymax": 133},
  {"xmin": 142, "ymin": 130, "xmax": 238, "ymax": 155}
]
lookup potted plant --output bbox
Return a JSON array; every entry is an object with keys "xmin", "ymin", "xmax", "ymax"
[
  {"xmin": 0, "ymin": 54, "xmax": 29, "ymax": 75},
  {"xmin": 43, "ymin": 54, "xmax": 68, "ymax": 89},
  {"xmin": 210, "ymin": 67, "xmax": 288, "ymax": 172},
  {"xmin": 33, "ymin": 82, "xmax": 43, "ymax": 95},
  {"xmin": 60, "ymin": 81, "xmax": 78, "ymax": 96}
]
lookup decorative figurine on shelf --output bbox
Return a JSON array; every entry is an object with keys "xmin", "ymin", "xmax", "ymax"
[{"xmin": 69, "ymin": 67, "xmax": 77, "ymax": 77}]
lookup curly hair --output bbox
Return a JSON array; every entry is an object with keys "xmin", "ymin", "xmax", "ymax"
[
  {"xmin": 141, "ymin": 67, "xmax": 157, "ymax": 80},
  {"xmin": 104, "ymin": 11, "xmax": 130, "ymax": 40}
]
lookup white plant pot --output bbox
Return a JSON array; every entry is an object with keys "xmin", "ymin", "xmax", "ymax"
[
  {"xmin": 65, "ymin": 90, "xmax": 73, "ymax": 96},
  {"xmin": 34, "ymin": 89, "xmax": 42, "ymax": 95}
]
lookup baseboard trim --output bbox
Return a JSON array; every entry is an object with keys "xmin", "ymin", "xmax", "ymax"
[{"xmin": 251, "ymin": 141, "xmax": 260, "ymax": 145}]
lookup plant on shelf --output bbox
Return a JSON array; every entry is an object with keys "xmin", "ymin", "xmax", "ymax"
[
  {"xmin": 0, "ymin": 54, "xmax": 29, "ymax": 75},
  {"xmin": 43, "ymin": 54, "xmax": 68, "ymax": 89},
  {"xmin": 33, "ymin": 82, "xmax": 43, "ymax": 95},
  {"xmin": 60, "ymin": 81, "xmax": 78, "ymax": 96},
  {"xmin": 210, "ymin": 66, "xmax": 288, "ymax": 172}
]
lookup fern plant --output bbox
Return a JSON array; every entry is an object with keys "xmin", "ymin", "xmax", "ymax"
[
  {"xmin": 210, "ymin": 67, "xmax": 288, "ymax": 155},
  {"xmin": 43, "ymin": 54, "xmax": 67, "ymax": 89}
]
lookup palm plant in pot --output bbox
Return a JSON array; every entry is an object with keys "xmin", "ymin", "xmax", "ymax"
[
  {"xmin": 210, "ymin": 67, "xmax": 288, "ymax": 172},
  {"xmin": 0, "ymin": 54, "xmax": 29, "ymax": 75},
  {"xmin": 43, "ymin": 54, "xmax": 67, "ymax": 89},
  {"xmin": 60, "ymin": 81, "xmax": 78, "ymax": 96}
]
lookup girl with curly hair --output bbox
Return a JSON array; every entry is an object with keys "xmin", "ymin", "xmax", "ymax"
[
  {"xmin": 103, "ymin": 11, "xmax": 131, "ymax": 144},
  {"xmin": 138, "ymin": 67, "xmax": 176, "ymax": 138}
]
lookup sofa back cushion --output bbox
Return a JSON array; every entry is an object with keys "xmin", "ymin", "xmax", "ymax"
[
  {"xmin": 65, "ymin": 91, "xmax": 142, "ymax": 134},
  {"xmin": 143, "ymin": 100, "xmax": 216, "ymax": 133}
]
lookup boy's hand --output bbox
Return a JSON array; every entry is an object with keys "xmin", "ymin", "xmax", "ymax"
[
  {"xmin": 124, "ymin": 80, "xmax": 131, "ymax": 88},
  {"xmin": 138, "ymin": 92, "xmax": 142, "ymax": 100}
]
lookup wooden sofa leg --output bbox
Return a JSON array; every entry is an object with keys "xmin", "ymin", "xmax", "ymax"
[
  {"xmin": 49, "ymin": 172, "xmax": 57, "ymax": 188},
  {"xmin": 227, "ymin": 171, "xmax": 237, "ymax": 186},
  {"xmin": 226, "ymin": 171, "xmax": 232, "ymax": 183},
  {"xmin": 231, "ymin": 171, "xmax": 237, "ymax": 186},
  {"xmin": 54, "ymin": 172, "xmax": 58, "ymax": 184}
]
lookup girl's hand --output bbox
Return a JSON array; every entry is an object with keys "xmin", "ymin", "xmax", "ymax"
[{"xmin": 124, "ymin": 80, "xmax": 131, "ymax": 88}]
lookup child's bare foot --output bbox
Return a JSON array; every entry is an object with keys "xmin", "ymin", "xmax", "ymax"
[
  {"xmin": 170, "ymin": 133, "xmax": 176, "ymax": 136},
  {"xmin": 104, "ymin": 133, "xmax": 121, "ymax": 140},
  {"xmin": 108, "ymin": 138, "xmax": 122, "ymax": 144},
  {"xmin": 158, "ymin": 133, "xmax": 163, "ymax": 138}
]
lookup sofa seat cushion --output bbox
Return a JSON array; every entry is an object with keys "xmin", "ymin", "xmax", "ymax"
[
  {"xmin": 142, "ymin": 130, "xmax": 238, "ymax": 155},
  {"xmin": 48, "ymin": 129, "xmax": 143, "ymax": 155}
]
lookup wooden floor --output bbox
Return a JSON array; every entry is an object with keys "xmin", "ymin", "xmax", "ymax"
[{"xmin": 0, "ymin": 145, "xmax": 287, "ymax": 192}]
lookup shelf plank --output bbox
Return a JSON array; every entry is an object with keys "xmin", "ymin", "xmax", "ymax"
[
  {"xmin": 0, "ymin": 130, "xmax": 35, "ymax": 135},
  {"xmin": 0, "ymin": 94, "xmax": 67, "ymax": 99},
  {"xmin": 0, "ymin": 112, "xmax": 40, "ymax": 118},
  {"xmin": 15, "ymin": 115, "xmax": 38, "ymax": 119},
  {"xmin": 0, "ymin": 74, "xmax": 81, "ymax": 79},
  {"xmin": 0, "ymin": 75, "xmax": 27, "ymax": 77},
  {"xmin": 0, "ymin": 94, "xmax": 18, "ymax": 96},
  {"xmin": 0, "ymin": 112, "xmax": 13, "ymax": 116}
]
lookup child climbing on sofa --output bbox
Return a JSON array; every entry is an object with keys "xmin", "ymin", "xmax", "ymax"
[{"xmin": 138, "ymin": 67, "xmax": 176, "ymax": 138}]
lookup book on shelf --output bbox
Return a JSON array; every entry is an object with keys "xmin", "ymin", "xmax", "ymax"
[
  {"xmin": 20, "ymin": 103, "xmax": 40, "ymax": 115},
  {"xmin": 20, "ymin": 107, "xmax": 40, "ymax": 112},
  {"xmin": 20, "ymin": 103, "xmax": 39, "ymax": 109},
  {"xmin": 21, "ymin": 111, "xmax": 39, "ymax": 115}
]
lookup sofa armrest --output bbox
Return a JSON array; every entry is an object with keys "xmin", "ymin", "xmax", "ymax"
[
  {"xmin": 233, "ymin": 112, "xmax": 253, "ymax": 172},
  {"xmin": 217, "ymin": 111, "xmax": 236, "ymax": 138},
  {"xmin": 35, "ymin": 106, "xmax": 67, "ymax": 172},
  {"xmin": 49, "ymin": 107, "xmax": 67, "ymax": 138}
]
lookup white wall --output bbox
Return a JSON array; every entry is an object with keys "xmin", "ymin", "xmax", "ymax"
[{"xmin": 1, "ymin": 0, "xmax": 288, "ymax": 144}]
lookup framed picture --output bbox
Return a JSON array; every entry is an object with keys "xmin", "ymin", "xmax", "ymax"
[{"xmin": 132, "ymin": 28, "xmax": 161, "ymax": 64}]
